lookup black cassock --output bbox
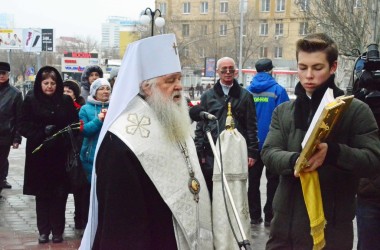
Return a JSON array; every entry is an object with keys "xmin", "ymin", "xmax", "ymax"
[{"xmin": 92, "ymin": 131, "xmax": 177, "ymax": 250}]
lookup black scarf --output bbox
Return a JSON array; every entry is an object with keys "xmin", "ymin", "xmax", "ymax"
[
  {"xmin": 294, "ymin": 75, "xmax": 344, "ymax": 131},
  {"xmin": 214, "ymin": 79, "xmax": 241, "ymax": 99},
  {"xmin": 0, "ymin": 79, "xmax": 10, "ymax": 90}
]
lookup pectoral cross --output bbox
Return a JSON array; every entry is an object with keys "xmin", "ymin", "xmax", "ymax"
[{"xmin": 173, "ymin": 42, "xmax": 178, "ymax": 55}]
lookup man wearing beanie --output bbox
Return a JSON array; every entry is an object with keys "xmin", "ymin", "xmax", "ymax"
[
  {"xmin": 246, "ymin": 58, "xmax": 289, "ymax": 226},
  {"xmin": 0, "ymin": 62, "xmax": 23, "ymax": 192}
]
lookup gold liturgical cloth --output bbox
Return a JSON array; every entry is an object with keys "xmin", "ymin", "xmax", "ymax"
[{"xmin": 296, "ymin": 94, "xmax": 354, "ymax": 250}]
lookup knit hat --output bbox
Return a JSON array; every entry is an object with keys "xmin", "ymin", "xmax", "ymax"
[
  {"xmin": 0, "ymin": 62, "xmax": 10, "ymax": 72},
  {"xmin": 255, "ymin": 58, "xmax": 274, "ymax": 72},
  {"xmin": 90, "ymin": 78, "xmax": 111, "ymax": 97},
  {"xmin": 63, "ymin": 80, "xmax": 81, "ymax": 99},
  {"xmin": 109, "ymin": 67, "xmax": 119, "ymax": 80}
]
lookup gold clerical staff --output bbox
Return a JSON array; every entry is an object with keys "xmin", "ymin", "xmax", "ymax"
[{"xmin": 225, "ymin": 102, "xmax": 235, "ymax": 130}]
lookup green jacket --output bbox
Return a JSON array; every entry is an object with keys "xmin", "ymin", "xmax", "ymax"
[{"xmin": 262, "ymin": 79, "xmax": 380, "ymax": 249}]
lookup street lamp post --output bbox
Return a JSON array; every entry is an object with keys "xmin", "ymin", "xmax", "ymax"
[
  {"xmin": 140, "ymin": 8, "xmax": 165, "ymax": 36},
  {"xmin": 238, "ymin": 0, "xmax": 245, "ymax": 85}
]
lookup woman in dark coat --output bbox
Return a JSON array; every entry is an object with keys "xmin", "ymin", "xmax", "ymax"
[
  {"xmin": 19, "ymin": 66, "xmax": 78, "ymax": 244},
  {"xmin": 63, "ymin": 79, "xmax": 87, "ymax": 233}
]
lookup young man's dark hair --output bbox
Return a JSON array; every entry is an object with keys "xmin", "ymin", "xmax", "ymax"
[{"xmin": 296, "ymin": 33, "xmax": 338, "ymax": 67}]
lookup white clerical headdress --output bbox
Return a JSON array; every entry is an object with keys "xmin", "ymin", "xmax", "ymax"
[
  {"xmin": 135, "ymin": 34, "xmax": 181, "ymax": 81},
  {"xmin": 102, "ymin": 33, "xmax": 181, "ymax": 136},
  {"xmin": 80, "ymin": 34, "xmax": 182, "ymax": 250},
  {"xmin": 100, "ymin": 33, "xmax": 181, "ymax": 144}
]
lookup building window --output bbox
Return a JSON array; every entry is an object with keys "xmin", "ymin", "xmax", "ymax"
[
  {"xmin": 159, "ymin": 2, "xmax": 167, "ymax": 15},
  {"xmin": 201, "ymin": 25, "xmax": 208, "ymax": 35},
  {"xmin": 260, "ymin": 21, "xmax": 268, "ymax": 36},
  {"xmin": 183, "ymin": 47, "xmax": 190, "ymax": 57},
  {"xmin": 182, "ymin": 24, "xmax": 190, "ymax": 37},
  {"xmin": 259, "ymin": 47, "xmax": 268, "ymax": 58},
  {"xmin": 299, "ymin": 0, "xmax": 309, "ymax": 11},
  {"xmin": 261, "ymin": 0, "xmax": 270, "ymax": 12},
  {"xmin": 275, "ymin": 23, "xmax": 283, "ymax": 36},
  {"xmin": 299, "ymin": 22, "xmax": 308, "ymax": 35},
  {"xmin": 274, "ymin": 47, "xmax": 283, "ymax": 58},
  {"xmin": 276, "ymin": 0, "xmax": 285, "ymax": 12},
  {"xmin": 220, "ymin": 1, "xmax": 228, "ymax": 13},
  {"xmin": 220, "ymin": 24, "xmax": 227, "ymax": 36},
  {"xmin": 354, "ymin": 0, "xmax": 362, "ymax": 8},
  {"xmin": 183, "ymin": 2, "xmax": 191, "ymax": 14},
  {"xmin": 201, "ymin": 2, "xmax": 208, "ymax": 13}
]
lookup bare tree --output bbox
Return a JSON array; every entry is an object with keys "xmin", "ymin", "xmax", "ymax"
[
  {"xmin": 159, "ymin": 2, "xmax": 269, "ymax": 70},
  {"xmin": 221, "ymin": 1, "xmax": 271, "ymax": 68},
  {"xmin": 56, "ymin": 35, "xmax": 99, "ymax": 54},
  {"xmin": 296, "ymin": 0, "xmax": 372, "ymax": 55}
]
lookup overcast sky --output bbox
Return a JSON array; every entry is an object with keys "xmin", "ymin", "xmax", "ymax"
[{"xmin": 2, "ymin": 0, "xmax": 155, "ymax": 41}]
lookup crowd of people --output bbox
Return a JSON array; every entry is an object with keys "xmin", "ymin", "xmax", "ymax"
[{"xmin": 1, "ymin": 32, "xmax": 380, "ymax": 250}]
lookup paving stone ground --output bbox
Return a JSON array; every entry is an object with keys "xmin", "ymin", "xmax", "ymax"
[{"xmin": 0, "ymin": 140, "xmax": 357, "ymax": 249}]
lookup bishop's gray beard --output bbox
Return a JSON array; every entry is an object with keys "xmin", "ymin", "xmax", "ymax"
[{"xmin": 146, "ymin": 88, "xmax": 193, "ymax": 142}]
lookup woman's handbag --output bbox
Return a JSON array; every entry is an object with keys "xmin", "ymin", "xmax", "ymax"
[{"xmin": 66, "ymin": 126, "xmax": 87, "ymax": 191}]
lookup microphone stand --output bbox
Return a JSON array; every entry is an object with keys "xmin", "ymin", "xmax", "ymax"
[{"xmin": 204, "ymin": 123, "xmax": 252, "ymax": 250}]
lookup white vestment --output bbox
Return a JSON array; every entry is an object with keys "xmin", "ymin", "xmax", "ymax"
[
  {"xmin": 80, "ymin": 96, "xmax": 213, "ymax": 249},
  {"xmin": 212, "ymin": 129, "xmax": 251, "ymax": 249}
]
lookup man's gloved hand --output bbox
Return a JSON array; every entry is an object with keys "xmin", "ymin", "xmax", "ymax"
[{"xmin": 44, "ymin": 125, "xmax": 56, "ymax": 137}]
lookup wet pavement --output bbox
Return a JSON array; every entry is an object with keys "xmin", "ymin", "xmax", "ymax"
[
  {"xmin": 0, "ymin": 142, "xmax": 81, "ymax": 250},
  {"xmin": 0, "ymin": 141, "xmax": 357, "ymax": 249}
]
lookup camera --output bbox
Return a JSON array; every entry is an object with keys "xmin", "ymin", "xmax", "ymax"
[
  {"xmin": 351, "ymin": 44, "xmax": 380, "ymax": 94},
  {"xmin": 361, "ymin": 44, "xmax": 380, "ymax": 71},
  {"xmin": 351, "ymin": 43, "xmax": 380, "ymax": 125}
]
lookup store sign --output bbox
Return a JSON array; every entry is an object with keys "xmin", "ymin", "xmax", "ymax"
[
  {"xmin": 64, "ymin": 59, "xmax": 77, "ymax": 63},
  {"xmin": 62, "ymin": 52, "xmax": 99, "ymax": 73},
  {"xmin": 64, "ymin": 66, "xmax": 85, "ymax": 71}
]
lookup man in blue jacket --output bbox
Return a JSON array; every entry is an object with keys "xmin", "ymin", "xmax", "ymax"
[{"xmin": 246, "ymin": 58, "xmax": 289, "ymax": 226}]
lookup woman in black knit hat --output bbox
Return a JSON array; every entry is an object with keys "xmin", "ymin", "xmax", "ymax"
[
  {"xmin": 63, "ymin": 80, "xmax": 85, "ymax": 109},
  {"xmin": 63, "ymin": 79, "xmax": 86, "ymax": 234}
]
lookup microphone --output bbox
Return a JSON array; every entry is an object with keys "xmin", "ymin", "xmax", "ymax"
[{"xmin": 189, "ymin": 105, "xmax": 217, "ymax": 121}]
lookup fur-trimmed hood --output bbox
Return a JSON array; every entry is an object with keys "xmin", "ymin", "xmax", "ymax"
[{"xmin": 80, "ymin": 65, "xmax": 103, "ymax": 91}]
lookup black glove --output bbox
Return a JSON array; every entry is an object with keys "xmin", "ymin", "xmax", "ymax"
[{"xmin": 44, "ymin": 125, "xmax": 56, "ymax": 137}]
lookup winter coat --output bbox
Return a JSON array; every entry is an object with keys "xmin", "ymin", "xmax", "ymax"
[
  {"xmin": 79, "ymin": 96, "xmax": 109, "ymax": 182},
  {"xmin": 19, "ymin": 66, "xmax": 78, "ymax": 196},
  {"xmin": 261, "ymin": 76, "xmax": 380, "ymax": 249},
  {"xmin": 80, "ymin": 65, "xmax": 103, "ymax": 102},
  {"xmin": 194, "ymin": 79, "xmax": 259, "ymax": 159},
  {"xmin": 357, "ymin": 175, "xmax": 380, "ymax": 205},
  {"xmin": 247, "ymin": 72, "xmax": 289, "ymax": 150},
  {"xmin": 0, "ymin": 80, "xmax": 23, "ymax": 146}
]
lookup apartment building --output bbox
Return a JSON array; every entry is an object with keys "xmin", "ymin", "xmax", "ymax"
[{"xmin": 156, "ymin": 0, "xmax": 313, "ymax": 70}]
